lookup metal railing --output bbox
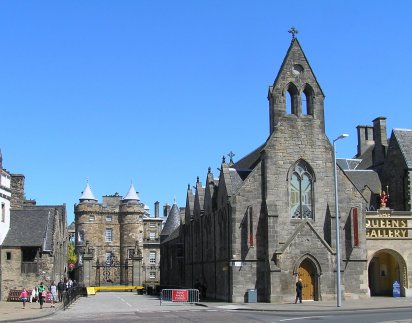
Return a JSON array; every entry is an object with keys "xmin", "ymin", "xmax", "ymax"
[
  {"xmin": 160, "ymin": 289, "xmax": 199, "ymax": 305},
  {"xmin": 62, "ymin": 286, "xmax": 84, "ymax": 310}
]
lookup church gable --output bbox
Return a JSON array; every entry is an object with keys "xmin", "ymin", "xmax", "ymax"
[{"xmin": 275, "ymin": 219, "xmax": 334, "ymax": 256}]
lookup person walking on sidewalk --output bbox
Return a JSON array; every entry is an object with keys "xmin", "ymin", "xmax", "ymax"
[
  {"xmin": 50, "ymin": 281, "xmax": 57, "ymax": 308},
  {"xmin": 57, "ymin": 280, "xmax": 65, "ymax": 302},
  {"xmin": 19, "ymin": 288, "xmax": 28, "ymax": 309},
  {"xmin": 295, "ymin": 278, "xmax": 303, "ymax": 304},
  {"xmin": 37, "ymin": 282, "xmax": 46, "ymax": 309}
]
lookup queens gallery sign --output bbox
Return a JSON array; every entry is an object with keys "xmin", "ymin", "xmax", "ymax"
[{"xmin": 366, "ymin": 210, "xmax": 411, "ymax": 239}]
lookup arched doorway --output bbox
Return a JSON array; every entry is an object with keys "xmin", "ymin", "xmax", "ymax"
[
  {"xmin": 297, "ymin": 258, "xmax": 318, "ymax": 301},
  {"xmin": 368, "ymin": 249, "xmax": 407, "ymax": 297}
]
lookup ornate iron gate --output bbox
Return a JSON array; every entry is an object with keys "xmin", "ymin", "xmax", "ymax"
[{"xmin": 93, "ymin": 254, "xmax": 131, "ymax": 286}]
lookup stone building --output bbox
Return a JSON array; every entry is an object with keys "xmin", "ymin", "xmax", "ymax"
[
  {"xmin": 340, "ymin": 119, "xmax": 412, "ymax": 297},
  {"xmin": 160, "ymin": 37, "xmax": 412, "ymax": 302},
  {"xmin": 0, "ymin": 153, "xmax": 68, "ymax": 300},
  {"xmin": 0, "ymin": 150, "xmax": 11, "ymax": 246},
  {"xmin": 74, "ymin": 182, "xmax": 163, "ymax": 291}
]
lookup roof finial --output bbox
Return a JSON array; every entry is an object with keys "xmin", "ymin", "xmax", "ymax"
[
  {"xmin": 208, "ymin": 166, "xmax": 211, "ymax": 174},
  {"xmin": 288, "ymin": 26, "xmax": 299, "ymax": 40},
  {"xmin": 222, "ymin": 155, "xmax": 226, "ymax": 163},
  {"xmin": 196, "ymin": 176, "xmax": 200, "ymax": 183},
  {"xmin": 228, "ymin": 151, "xmax": 235, "ymax": 165}
]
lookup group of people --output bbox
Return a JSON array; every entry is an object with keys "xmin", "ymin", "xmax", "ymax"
[{"xmin": 19, "ymin": 278, "xmax": 77, "ymax": 309}]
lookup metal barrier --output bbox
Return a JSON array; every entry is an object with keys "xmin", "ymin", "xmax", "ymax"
[
  {"xmin": 62, "ymin": 286, "xmax": 84, "ymax": 310},
  {"xmin": 160, "ymin": 289, "xmax": 199, "ymax": 305}
]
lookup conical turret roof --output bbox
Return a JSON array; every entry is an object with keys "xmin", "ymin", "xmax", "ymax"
[
  {"xmin": 123, "ymin": 183, "xmax": 140, "ymax": 201},
  {"xmin": 160, "ymin": 201, "xmax": 180, "ymax": 242},
  {"xmin": 79, "ymin": 181, "xmax": 97, "ymax": 202}
]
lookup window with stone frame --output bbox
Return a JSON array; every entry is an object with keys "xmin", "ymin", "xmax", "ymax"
[
  {"xmin": 105, "ymin": 228, "xmax": 113, "ymax": 242},
  {"xmin": 289, "ymin": 160, "xmax": 315, "ymax": 219},
  {"xmin": 149, "ymin": 271, "xmax": 156, "ymax": 279},
  {"xmin": 149, "ymin": 251, "xmax": 156, "ymax": 265},
  {"xmin": 149, "ymin": 232, "xmax": 156, "ymax": 240},
  {"xmin": 106, "ymin": 215, "xmax": 112, "ymax": 222},
  {"xmin": 128, "ymin": 249, "xmax": 135, "ymax": 259},
  {"xmin": 105, "ymin": 251, "xmax": 113, "ymax": 264},
  {"xmin": 89, "ymin": 214, "xmax": 95, "ymax": 221}
]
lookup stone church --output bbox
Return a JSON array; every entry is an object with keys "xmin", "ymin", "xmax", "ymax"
[{"xmin": 160, "ymin": 37, "xmax": 412, "ymax": 302}]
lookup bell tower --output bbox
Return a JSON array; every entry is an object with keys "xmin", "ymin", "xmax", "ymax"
[{"xmin": 268, "ymin": 29, "xmax": 325, "ymax": 136}]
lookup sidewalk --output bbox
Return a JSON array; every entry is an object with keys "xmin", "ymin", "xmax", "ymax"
[
  {"xmin": 0, "ymin": 300, "xmax": 61, "ymax": 322},
  {"xmin": 0, "ymin": 296, "xmax": 410, "ymax": 322},
  {"xmin": 204, "ymin": 296, "xmax": 412, "ymax": 313}
]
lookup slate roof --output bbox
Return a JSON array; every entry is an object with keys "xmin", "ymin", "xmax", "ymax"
[
  {"xmin": 393, "ymin": 129, "xmax": 412, "ymax": 169},
  {"xmin": 123, "ymin": 183, "xmax": 140, "ymax": 201},
  {"xmin": 229, "ymin": 168, "xmax": 243, "ymax": 194},
  {"xmin": 356, "ymin": 145, "xmax": 374, "ymax": 170},
  {"xmin": 344, "ymin": 170, "xmax": 381, "ymax": 194},
  {"xmin": 2, "ymin": 205, "xmax": 64, "ymax": 250},
  {"xmin": 160, "ymin": 203, "xmax": 180, "ymax": 241},
  {"xmin": 80, "ymin": 182, "xmax": 97, "ymax": 201},
  {"xmin": 337, "ymin": 158, "xmax": 362, "ymax": 170},
  {"xmin": 233, "ymin": 144, "xmax": 264, "ymax": 170}
]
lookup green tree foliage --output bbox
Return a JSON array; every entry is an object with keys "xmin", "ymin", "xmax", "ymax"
[{"xmin": 67, "ymin": 242, "xmax": 77, "ymax": 265}]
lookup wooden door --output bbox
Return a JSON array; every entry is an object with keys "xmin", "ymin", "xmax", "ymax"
[{"xmin": 298, "ymin": 260, "xmax": 315, "ymax": 300}]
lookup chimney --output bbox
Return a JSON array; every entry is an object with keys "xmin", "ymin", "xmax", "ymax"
[
  {"xmin": 11, "ymin": 174, "xmax": 25, "ymax": 209},
  {"xmin": 372, "ymin": 116, "xmax": 388, "ymax": 166},
  {"xmin": 356, "ymin": 125, "xmax": 374, "ymax": 157},
  {"xmin": 163, "ymin": 203, "xmax": 170, "ymax": 218},
  {"xmin": 154, "ymin": 201, "xmax": 159, "ymax": 218}
]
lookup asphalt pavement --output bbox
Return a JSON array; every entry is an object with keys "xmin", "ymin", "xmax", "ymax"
[{"xmin": 0, "ymin": 293, "xmax": 410, "ymax": 322}]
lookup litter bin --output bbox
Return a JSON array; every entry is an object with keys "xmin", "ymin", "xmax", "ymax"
[{"xmin": 247, "ymin": 289, "xmax": 257, "ymax": 303}]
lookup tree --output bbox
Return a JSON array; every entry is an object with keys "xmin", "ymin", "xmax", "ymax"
[{"xmin": 67, "ymin": 243, "xmax": 77, "ymax": 270}]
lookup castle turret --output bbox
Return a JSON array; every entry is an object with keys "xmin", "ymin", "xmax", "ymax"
[{"xmin": 119, "ymin": 183, "xmax": 145, "ymax": 282}]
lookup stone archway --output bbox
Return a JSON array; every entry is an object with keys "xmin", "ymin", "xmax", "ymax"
[
  {"xmin": 368, "ymin": 249, "xmax": 407, "ymax": 297},
  {"xmin": 294, "ymin": 255, "xmax": 321, "ymax": 301}
]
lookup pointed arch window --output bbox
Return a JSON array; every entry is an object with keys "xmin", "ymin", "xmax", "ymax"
[
  {"xmin": 290, "ymin": 161, "xmax": 314, "ymax": 219},
  {"xmin": 302, "ymin": 84, "xmax": 315, "ymax": 116},
  {"xmin": 286, "ymin": 83, "xmax": 299, "ymax": 115}
]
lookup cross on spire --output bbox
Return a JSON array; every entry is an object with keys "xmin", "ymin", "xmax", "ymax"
[{"xmin": 288, "ymin": 26, "xmax": 299, "ymax": 40}]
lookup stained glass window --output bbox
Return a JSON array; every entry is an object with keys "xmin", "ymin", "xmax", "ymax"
[{"xmin": 290, "ymin": 161, "xmax": 314, "ymax": 219}]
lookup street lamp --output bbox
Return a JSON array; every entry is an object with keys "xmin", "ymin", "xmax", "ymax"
[{"xmin": 333, "ymin": 133, "xmax": 349, "ymax": 307}]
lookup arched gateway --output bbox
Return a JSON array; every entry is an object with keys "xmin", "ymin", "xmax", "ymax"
[
  {"xmin": 294, "ymin": 255, "xmax": 321, "ymax": 301},
  {"xmin": 368, "ymin": 249, "xmax": 408, "ymax": 297}
]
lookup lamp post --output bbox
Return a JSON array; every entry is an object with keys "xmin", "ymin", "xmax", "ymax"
[{"xmin": 333, "ymin": 133, "xmax": 349, "ymax": 307}]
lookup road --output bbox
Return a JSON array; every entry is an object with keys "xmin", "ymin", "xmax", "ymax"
[{"xmin": 30, "ymin": 292, "xmax": 411, "ymax": 323}]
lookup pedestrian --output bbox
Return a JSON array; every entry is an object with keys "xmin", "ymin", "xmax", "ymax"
[
  {"xmin": 57, "ymin": 280, "xmax": 65, "ymax": 302},
  {"xmin": 68, "ymin": 278, "xmax": 73, "ymax": 289},
  {"xmin": 29, "ymin": 287, "xmax": 36, "ymax": 303},
  {"xmin": 19, "ymin": 288, "xmax": 28, "ymax": 309},
  {"xmin": 37, "ymin": 282, "xmax": 46, "ymax": 309},
  {"xmin": 295, "ymin": 278, "xmax": 303, "ymax": 304},
  {"xmin": 50, "ymin": 281, "xmax": 57, "ymax": 308}
]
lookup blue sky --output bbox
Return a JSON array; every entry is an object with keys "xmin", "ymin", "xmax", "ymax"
[{"xmin": 1, "ymin": 1, "xmax": 411, "ymax": 224}]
